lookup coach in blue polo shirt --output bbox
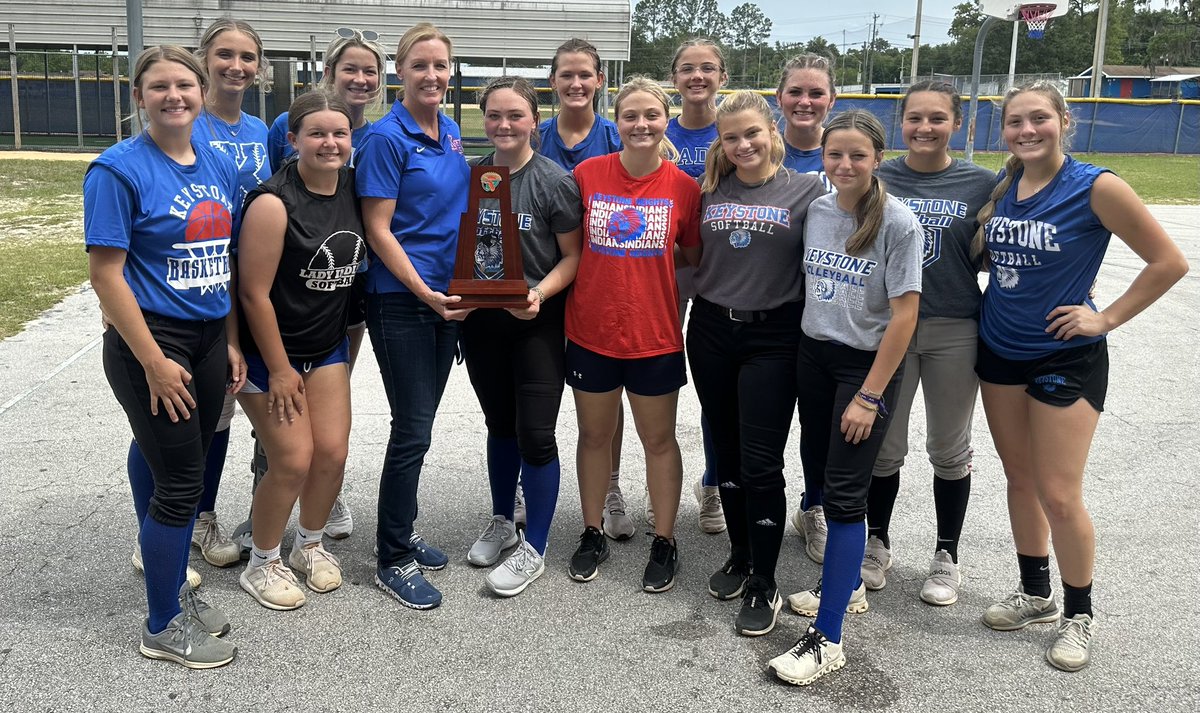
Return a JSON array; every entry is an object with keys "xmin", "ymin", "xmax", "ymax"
[{"xmin": 355, "ymin": 22, "xmax": 470, "ymax": 610}]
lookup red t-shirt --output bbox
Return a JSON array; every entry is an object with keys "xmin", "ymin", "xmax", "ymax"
[{"xmin": 566, "ymin": 153, "xmax": 701, "ymax": 358}]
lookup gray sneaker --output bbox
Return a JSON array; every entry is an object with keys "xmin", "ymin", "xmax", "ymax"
[
  {"xmin": 791, "ymin": 505, "xmax": 827, "ymax": 564},
  {"xmin": 486, "ymin": 536, "xmax": 545, "ymax": 597},
  {"xmin": 860, "ymin": 536, "xmax": 892, "ymax": 591},
  {"xmin": 324, "ymin": 495, "xmax": 354, "ymax": 539},
  {"xmin": 1046, "ymin": 614, "xmax": 1095, "ymax": 672},
  {"xmin": 982, "ymin": 588, "xmax": 1061, "ymax": 631},
  {"xmin": 467, "ymin": 515, "xmax": 519, "ymax": 566},
  {"xmin": 602, "ymin": 484, "xmax": 636, "ymax": 540},
  {"xmin": 514, "ymin": 482, "xmax": 527, "ymax": 529},
  {"xmin": 140, "ymin": 612, "xmax": 237, "ymax": 669},
  {"xmin": 787, "ymin": 579, "xmax": 870, "ymax": 617},
  {"xmin": 178, "ymin": 582, "xmax": 230, "ymax": 637}
]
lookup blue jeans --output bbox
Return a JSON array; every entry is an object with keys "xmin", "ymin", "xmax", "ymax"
[{"xmin": 367, "ymin": 292, "xmax": 458, "ymax": 567}]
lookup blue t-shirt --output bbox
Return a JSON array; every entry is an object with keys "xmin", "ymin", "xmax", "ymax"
[
  {"xmin": 355, "ymin": 99, "xmax": 469, "ymax": 294},
  {"xmin": 192, "ymin": 109, "xmax": 271, "ymax": 211},
  {"xmin": 267, "ymin": 112, "xmax": 373, "ymax": 172},
  {"xmin": 538, "ymin": 114, "xmax": 621, "ymax": 171},
  {"xmin": 979, "ymin": 156, "xmax": 1112, "ymax": 359},
  {"xmin": 84, "ymin": 133, "xmax": 240, "ymax": 321},
  {"xmin": 783, "ymin": 143, "xmax": 832, "ymax": 192},
  {"xmin": 666, "ymin": 117, "xmax": 717, "ymax": 179}
]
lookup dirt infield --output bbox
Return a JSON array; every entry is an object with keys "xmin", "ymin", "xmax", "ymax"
[{"xmin": 0, "ymin": 150, "xmax": 98, "ymax": 161}]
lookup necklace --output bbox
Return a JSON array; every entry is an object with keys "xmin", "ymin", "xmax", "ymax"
[{"xmin": 207, "ymin": 108, "xmax": 242, "ymax": 138}]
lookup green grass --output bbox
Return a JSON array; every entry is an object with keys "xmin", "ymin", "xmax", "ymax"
[
  {"xmin": 0, "ymin": 159, "xmax": 88, "ymax": 338},
  {"xmin": 960, "ymin": 152, "xmax": 1199, "ymax": 204}
]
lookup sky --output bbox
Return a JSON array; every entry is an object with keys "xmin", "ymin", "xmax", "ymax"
[{"xmin": 717, "ymin": 0, "xmax": 970, "ymax": 50}]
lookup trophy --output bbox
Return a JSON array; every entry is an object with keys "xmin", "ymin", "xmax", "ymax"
[{"xmin": 448, "ymin": 165, "xmax": 529, "ymax": 309}]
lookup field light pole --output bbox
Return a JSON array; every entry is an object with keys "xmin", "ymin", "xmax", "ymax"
[
  {"xmin": 1089, "ymin": 0, "xmax": 1111, "ymax": 98},
  {"xmin": 126, "ymin": 0, "xmax": 143, "ymax": 135},
  {"xmin": 910, "ymin": 0, "xmax": 923, "ymax": 81},
  {"xmin": 7, "ymin": 23, "xmax": 19, "ymax": 150},
  {"xmin": 966, "ymin": 16, "xmax": 1001, "ymax": 163}
]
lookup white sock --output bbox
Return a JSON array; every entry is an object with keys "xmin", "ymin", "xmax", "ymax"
[
  {"xmin": 249, "ymin": 544, "xmax": 280, "ymax": 569},
  {"xmin": 293, "ymin": 525, "xmax": 324, "ymax": 551}
]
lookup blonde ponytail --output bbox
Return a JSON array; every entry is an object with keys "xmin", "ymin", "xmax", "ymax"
[{"xmin": 846, "ymin": 175, "xmax": 889, "ymax": 255}]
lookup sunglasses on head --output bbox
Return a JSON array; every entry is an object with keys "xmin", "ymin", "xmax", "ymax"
[{"xmin": 336, "ymin": 27, "xmax": 379, "ymax": 42}]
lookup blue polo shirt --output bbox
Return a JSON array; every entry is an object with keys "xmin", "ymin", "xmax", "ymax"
[
  {"xmin": 355, "ymin": 99, "xmax": 469, "ymax": 294},
  {"xmin": 267, "ymin": 112, "xmax": 373, "ymax": 172},
  {"xmin": 538, "ymin": 114, "xmax": 621, "ymax": 171}
]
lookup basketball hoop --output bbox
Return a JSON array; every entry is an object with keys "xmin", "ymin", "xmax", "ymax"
[{"xmin": 1019, "ymin": 3, "xmax": 1057, "ymax": 40}]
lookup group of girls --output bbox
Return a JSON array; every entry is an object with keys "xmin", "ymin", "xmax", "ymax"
[{"xmin": 84, "ymin": 17, "xmax": 1187, "ymax": 685}]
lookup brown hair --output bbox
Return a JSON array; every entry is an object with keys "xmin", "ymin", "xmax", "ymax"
[
  {"xmin": 286, "ymin": 90, "xmax": 352, "ymax": 136},
  {"xmin": 777, "ymin": 53, "xmax": 836, "ymax": 99},
  {"xmin": 319, "ymin": 33, "xmax": 388, "ymax": 110},
  {"xmin": 670, "ymin": 38, "xmax": 727, "ymax": 77},
  {"xmin": 901, "ymin": 80, "xmax": 963, "ymax": 123},
  {"xmin": 478, "ymin": 76, "xmax": 541, "ymax": 149},
  {"xmin": 551, "ymin": 38, "xmax": 602, "ymax": 76},
  {"xmin": 196, "ymin": 18, "xmax": 271, "ymax": 93},
  {"xmin": 971, "ymin": 81, "xmax": 1073, "ymax": 262},
  {"xmin": 822, "ymin": 110, "xmax": 889, "ymax": 256},
  {"xmin": 613, "ymin": 76, "xmax": 679, "ymax": 162},
  {"xmin": 701, "ymin": 90, "xmax": 784, "ymax": 193},
  {"xmin": 133, "ymin": 45, "xmax": 207, "ymax": 93}
]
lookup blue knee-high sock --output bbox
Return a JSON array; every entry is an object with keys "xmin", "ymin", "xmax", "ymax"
[
  {"xmin": 140, "ymin": 516, "xmax": 190, "ymax": 633},
  {"xmin": 127, "ymin": 440, "xmax": 154, "ymax": 527},
  {"xmin": 196, "ymin": 427, "xmax": 230, "ymax": 514},
  {"xmin": 700, "ymin": 414, "xmax": 718, "ymax": 488},
  {"xmin": 488, "ymin": 436, "xmax": 521, "ymax": 521},
  {"xmin": 814, "ymin": 519, "xmax": 867, "ymax": 644},
  {"xmin": 520, "ymin": 458, "xmax": 560, "ymax": 555}
]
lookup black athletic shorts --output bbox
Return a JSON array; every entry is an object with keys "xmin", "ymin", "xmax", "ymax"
[
  {"xmin": 975, "ymin": 337, "xmax": 1108, "ymax": 412},
  {"xmin": 565, "ymin": 340, "xmax": 686, "ymax": 397}
]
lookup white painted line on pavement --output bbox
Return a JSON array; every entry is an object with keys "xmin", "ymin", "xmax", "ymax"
[{"xmin": 0, "ymin": 335, "xmax": 102, "ymax": 417}]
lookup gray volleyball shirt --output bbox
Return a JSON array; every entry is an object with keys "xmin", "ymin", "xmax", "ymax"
[
  {"xmin": 801, "ymin": 192, "xmax": 924, "ymax": 351},
  {"xmin": 472, "ymin": 152, "xmax": 583, "ymax": 286},
  {"xmin": 693, "ymin": 168, "xmax": 826, "ymax": 310},
  {"xmin": 877, "ymin": 157, "xmax": 996, "ymax": 319}
]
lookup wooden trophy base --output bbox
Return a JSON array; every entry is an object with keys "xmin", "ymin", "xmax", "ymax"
[{"xmin": 448, "ymin": 278, "xmax": 530, "ymax": 309}]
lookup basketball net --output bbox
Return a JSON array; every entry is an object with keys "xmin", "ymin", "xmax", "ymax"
[{"xmin": 1020, "ymin": 3, "xmax": 1056, "ymax": 39}]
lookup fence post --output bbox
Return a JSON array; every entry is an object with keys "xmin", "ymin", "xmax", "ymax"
[
  {"xmin": 8, "ymin": 23, "xmax": 20, "ymax": 149},
  {"xmin": 73, "ymin": 45, "xmax": 82, "ymax": 148},
  {"xmin": 1086, "ymin": 100, "xmax": 1097, "ymax": 153},
  {"xmin": 1173, "ymin": 101, "xmax": 1184, "ymax": 155},
  {"xmin": 112, "ymin": 27, "xmax": 122, "ymax": 143}
]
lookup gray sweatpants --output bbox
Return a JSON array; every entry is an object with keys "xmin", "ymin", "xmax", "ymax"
[{"xmin": 872, "ymin": 317, "xmax": 978, "ymax": 480}]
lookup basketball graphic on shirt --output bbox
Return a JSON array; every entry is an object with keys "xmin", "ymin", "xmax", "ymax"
[
  {"xmin": 185, "ymin": 200, "xmax": 233, "ymax": 243},
  {"xmin": 301, "ymin": 230, "xmax": 366, "ymax": 291},
  {"xmin": 608, "ymin": 207, "xmax": 646, "ymax": 244},
  {"xmin": 995, "ymin": 265, "xmax": 1020, "ymax": 289}
]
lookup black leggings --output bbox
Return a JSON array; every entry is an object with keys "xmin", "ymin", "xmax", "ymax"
[
  {"xmin": 460, "ymin": 295, "xmax": 566, "ymax": 466},
  {"xmin": 796, "ymin": 333, "xmax": 903, "ymax": 524},
  {"xmin": 103, "ymin": 313, "xmax": 227, "ymax": 527}
]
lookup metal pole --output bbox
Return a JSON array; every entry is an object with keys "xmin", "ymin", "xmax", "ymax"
[
  {"xmin": 112, "ymin": 27, "xmax": 122, "ymax": 142},
  {"xmin": 966, "ymin": 16, "xmax": 1001, "ymax": 163},
  {"xmin": 309, "ymin": 35, "xmax": 317, "ymax": 91},
  {"xmin": 1173, "ymin": 101, "xmax": 1184, "ymax": 154},
  {"xmin": 1008, "ymin": 20, "xmax": 1019, "ymax": 91},
  {"xmin": 910, "ymin": 0, "xmax": 922, "ymax": 81},
  {"xmin": 1086, "ymin": 100, "xmax": 1098, "ymax": 152},
  {"xmin": 73, "ymin": 44, "xmax": 82, "ymax": 148},
  {"xmin": 8, "ymin": 24, "xmax": 20, "ymax": 150},
  {"xmin": 126, "ymin": 0, "xmax": 143, "ymax": 135},
  {"xmin": 1089, "ymin": 0, "xmax": 1110, "ymax": 98}
]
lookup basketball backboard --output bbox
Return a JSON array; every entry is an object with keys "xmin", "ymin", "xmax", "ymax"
[{"xmin": 979, "ymin": 0, "xmax": 1069, "ymax": 21}]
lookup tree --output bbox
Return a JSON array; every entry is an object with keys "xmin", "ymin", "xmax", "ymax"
[{"xmin": 726, "ymin": 3, "xmax": 773, "ymax": 80}]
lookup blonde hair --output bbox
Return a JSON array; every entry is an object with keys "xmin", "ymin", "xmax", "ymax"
[
  {"xmin": 319, "ymin": 33, "xmax": 388, "ymax": 111},
  {"xmin": 196, "ymin": 18, "xmax": 271, "ymax": 93},
  {"xmin": 777, "ymin": 53, "xmax": 836, "ymax": 99},
  {"xmin": 822, "ymin": 110, "xmax": 889, "ymax": 256},
  {"xmin": 701, "ymin": 91, "xmax": 784, "ymax": 193},
  {"xmin": 971, "ymin": 81, "xmax": 1072, "ymax": 262},
  {"xmin": 395, "ymin": 23, "xmax": 453, "ymax": 100},
  {"xmin": 670, "ymin": 38, "xmax": 727, "ymax": 77},
  {"xmin": 613, "ymin": 76, "xmax": 679, "ymax": 162}
]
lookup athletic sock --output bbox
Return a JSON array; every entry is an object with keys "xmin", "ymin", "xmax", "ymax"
[
  {"xmin": 140, "ymin": 516, "xmax": 189, "ymax": 633},
  {"xmin": 293, "ymin": 524, "xmax": 324, "ymax": 551},
  {"xmin": 814, "ymin": 519, "xmax": 867, "ymax": 644},
  {"xmin": 933, "ymin": 473, "xmax": 971, "ymax": 562},
  {"xmin": 699, "ymin": 414, "xmax": 718, "ymax": 488},
  {"xmin": 866, "ymin": 471, "xmax": 900, "ymax": 548},
  {"xmin": 519, "ymin": 458, "xmax": 560, "ymax": 555},
  {"xmin": 1017, "ymin": 552, "xmax": 1052, "ymax": 598},
  {"xmin": 249, "ymin": 544, "xmax": 281, "ymax": 569},
  {"xmin": 719, "ymin": 479, "xmax": 748, "ymax": 552},
  {"xmin": 744, "ymin": 488, "xmax": 786, "ymax": 588},
  {"xmin": 196, "ymin": 427, "xmax": 230, "ymax": 514},
  {"xmin": 800, "ymin": 488, "xmax": 823, "ymax": 511},
  {"xmin": 487, "ymin": 436, "xmax": 521, "ymax": 521},
  {"xmin": 1063, "ymin": 580, "xmax": 1093, "ymax": 618},
  {"xmin": 127, "ymin": 440, "xmax": 154, "ymax": 527}
]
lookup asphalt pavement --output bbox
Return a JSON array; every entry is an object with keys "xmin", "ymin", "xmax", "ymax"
[{"xmin": 1, "ymin": 206, "xmax": 1197, "ymax": 712}]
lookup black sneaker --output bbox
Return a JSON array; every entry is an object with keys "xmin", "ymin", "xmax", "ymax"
[
  {"xmin": 708, "ymin": 556, "xmax": 751, "ymax": 600},
  {"xmin": 642, "ymin": 535, "xmax": 679, "ymax": 593},
  {"xmin": 736, "ymin": 576, "xmax": 783, "ymax": 636},
  {"xmin": 568, "ymin": 526, "xmax": 610, "ymax": 582}
]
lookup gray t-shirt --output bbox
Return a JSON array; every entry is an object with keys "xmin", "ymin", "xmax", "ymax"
[
  {"xmin": 472, "ymin": 153, "xmax": 583, "ymax": 286},
  {"xmin": 802, "ymin": 192, "xmax": 924, "ymax": 351},
  {"xmin": 878, "ymin": 157, "xmax": 996, "ymax": 320},
  {"xmin": 693, "ymin": 168, "xmax": 826, "ymax": 310}
]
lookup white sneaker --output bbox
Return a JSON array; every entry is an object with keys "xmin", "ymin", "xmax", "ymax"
[
  {"xmin": 191, "ymin": 512, "xmax": 240, "ymax": 567},
  {"xmin": 288, "ymin": 542, "xmax": 343, "ymax": 593},
  {"xmin": 467, "ymin": 515, "xmax": 519, "ymax": 566},
  {"xmin": 513, "ymin": 483, "xmax": 527, "ymax": 529},
  {"xmin": 239, "ymin": 559, "xmax": 306, "ymax": 610},
  {"xmin": 324, "ymin": 495, "xmax": 353, "ymax": 539},
  {"xmin": 133, "ymin": 545, "xmax": 201, "ymax": 589},
  {"xmin": 786, "ymin": 579, "xmax": 870, "ymax": 617},
  {"xmin": 602, "ymin": 482, "xmax": 636, "ymax": 540},
  {"xmin": 791, "ymin": 505, "xmax": 827, "ymax": 564},
  {"xmin": 982, "ymin": 587, "xmax": 1060, "ymax": 631},
  {"xmin": 486, "ymin": 535, "xmax": 545, "ymax": 597},
  {"xmin": 1046, "ymin": 614, "xmax": 1095, "ymax": 672},
  {"xmin": 860, "ymin": 536, "xmax": 892, "ymax": 591},
  {"xmin": 768, "ymin": 626, "xmax": 846, "ymax": 686},
  {"xmin": 693, "ymin": 478, "xmax": 726, "ymax": 534},
  {"xmin": 920, "ymin": 550, "xmax": 961, "ymax": 606}
]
